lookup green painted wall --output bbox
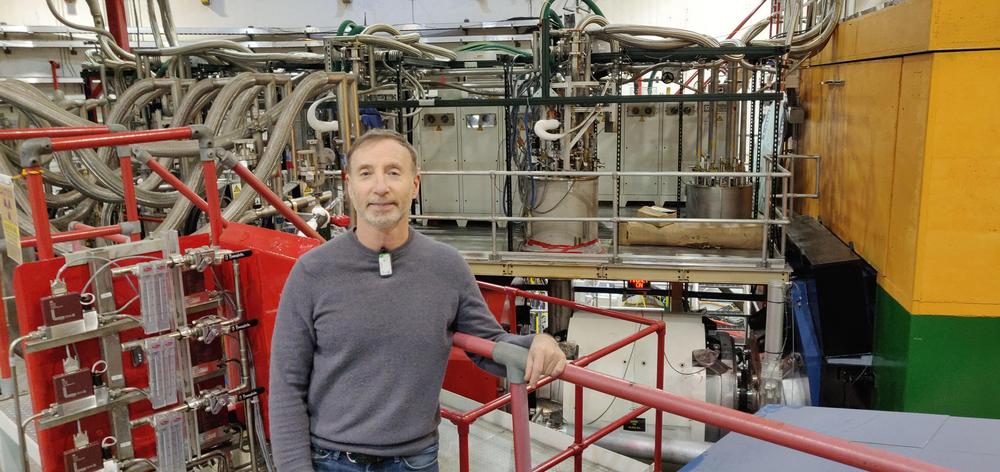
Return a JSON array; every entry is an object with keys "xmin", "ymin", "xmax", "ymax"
[{"xmin": 874, "ymin": 286, "xmax": 1000, "ymax": 418}]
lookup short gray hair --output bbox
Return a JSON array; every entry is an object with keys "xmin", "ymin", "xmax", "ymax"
[{"xmin": 344, "ymin": 129, "xmax": 418, "ymax": 173}]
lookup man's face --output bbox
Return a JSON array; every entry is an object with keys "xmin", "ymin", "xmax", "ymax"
[{"xmin": 346, "ymin": 139, "xmax": 420, "ymax": 231}]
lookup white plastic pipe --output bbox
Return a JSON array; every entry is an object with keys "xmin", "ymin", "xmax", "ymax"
[
  {"xmin": 533, "ymin": 119, "xmax": 566, "ymax": 141},
  {"xmin": 307, "ymin": 95, "xmax": 340, "ymax": 133}
]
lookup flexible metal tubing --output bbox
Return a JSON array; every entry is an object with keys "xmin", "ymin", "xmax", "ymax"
[
  {"xmin": 219, "ymin": 72, "xmax": 346, "ymax": 225},
  {"xmin": 0, "ymin": 79, "xmax": 174, "ymax": 205},
  {"xmin": 152, "ymin": 74, "xmax": 265, "ymax": 233}
]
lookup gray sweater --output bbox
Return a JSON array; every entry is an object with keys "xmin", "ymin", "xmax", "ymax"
[{"xmin": 268, "ymin": 228, "xmax": 532, "ymax": 470}]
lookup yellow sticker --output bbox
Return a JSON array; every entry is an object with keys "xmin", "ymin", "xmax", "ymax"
[{"xmin": 0, "ymin": 174, "xmax": 22, "ymax": 263}]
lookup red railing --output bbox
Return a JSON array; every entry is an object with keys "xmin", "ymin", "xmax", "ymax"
[
  {"xmin": 448, "ymin": 282, "xmax": 952, "ymax": 472},
  {"xmin": 14, "ymin": 125, "xmax": 326, "ymax": 260},
  {"xmin": 444, "ymin": 282, "xmax": 666, "ymax": 472}
]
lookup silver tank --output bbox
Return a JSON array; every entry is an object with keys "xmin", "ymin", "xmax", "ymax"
[
  {"xmin": 523, "ymin": 176, "xmax": 601, "ymax": 252},
  {"xmin": 685, "ymin": 184, "xmax": 753, "ymax": 219}
]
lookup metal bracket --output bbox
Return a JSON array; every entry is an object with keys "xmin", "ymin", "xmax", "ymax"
[
  {"xmin": 18, "ymin": 138, "xmax": 52, "ymax": 167},
  {"xmin": 492, "ymin": 341, "xmax": 529, "ymax": 384}
]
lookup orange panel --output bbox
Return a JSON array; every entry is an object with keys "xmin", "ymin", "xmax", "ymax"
[{"xmin": 881, "ymin": 55, "xmax": 933, "ymax": 309}]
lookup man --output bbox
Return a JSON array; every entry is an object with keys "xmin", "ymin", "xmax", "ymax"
[{"xmin": 269, "ymin": 129, "xmax": 567, "ymax": 471}]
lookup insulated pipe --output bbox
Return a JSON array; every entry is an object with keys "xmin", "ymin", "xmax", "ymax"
[
  {"xmin": 218, "ymin": 151, "xmax": 324, "ymax": 241},
  {"xmin": 219, "ymin": 72, "xmax": 355, "ymax": 226},
  {"xmin": 453, "ymin": 333, "xmax": 952, "ymax": 472},
  {"xmin": 580, "ymin": 428, "xmax": 710, "ymax": 465},
  {"xmin": 761, "ymin": 280, "xmax": 786, "ymax": 405}
]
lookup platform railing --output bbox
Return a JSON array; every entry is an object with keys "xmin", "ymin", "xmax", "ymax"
[
  {"xmin": 442, "ymin": 281, "xmax": 666, "ymax": 472},
  {"xmin": 413, "ymin": 160, "xmax": 791, "ymax": 268},
  {"xmin": 452, "ymin": 283, "xmax": 952, "ymax": 472}
]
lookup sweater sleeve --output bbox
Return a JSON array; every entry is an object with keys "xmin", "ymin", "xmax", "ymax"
[
  {"xmin": 268, "ymin": 259, "xmax": 318, "ymax": 471},
  {"xmin": 451, "ymin": 260, "xmax": 534, "ymax": 378}
]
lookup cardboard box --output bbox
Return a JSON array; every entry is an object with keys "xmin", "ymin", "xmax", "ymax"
[{"xmin": 619, "ymin": 220, "xmax": 764, "ymax": 249}]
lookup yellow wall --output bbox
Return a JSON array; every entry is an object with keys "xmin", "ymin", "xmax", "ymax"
[
  {"xmin": 798, "ymin": 59, "xmax": 901, "ymax": 274},
  {"xmin": 930, "ymin": 0, "xmax": 1000, "ymax": 50},
  {"xmin": 883, "ymin": 55, "xmax": 932, "ymax": 310},
  {"xmin": 809, "ymin": 0, "xmax": 932, "ymax": 66},
  {"xmin": 912, "ymin": 50, "xmax": 1000, "ymax": 315},
  {"xmin": 797, "ymin": 1, "xmax": 1000, "ymax": 317}
]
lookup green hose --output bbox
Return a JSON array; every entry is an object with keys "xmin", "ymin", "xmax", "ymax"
[
  {"xmin": 336, "ymin": 20, "xmax": 356, "ymax": 36},
  {"xmin": 540, "ymin": 0, "xmax": 602, "ymax": 28},
  {"xmin": 582, "ymin": 0, "xmax": 604, "ymax": 17}
]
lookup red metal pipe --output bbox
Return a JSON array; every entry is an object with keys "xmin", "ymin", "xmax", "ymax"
[
  {"xmin": 653, "ymin": 329, "xmax": 665, "ymax": 472},
  {"xmin": 458, "ymin": 422, "xmax": 470, "ymax": 472},
  {"xmin": 118, "ymin": 155, "xmax": 141, "ymax": 241},
  {"xmin": 201, "ymin": 160, "xmax": 225, "ymax": 245},
  {"xmin": 463, "ymin": 375, "xmax": 560, "ymax": 423},
  {"xmin": 563, "ymin": 367, "xmax": 950, "ymax": 472},
  {"xmin": 143, "ymin": 159, "xmax": 211, "ymax": 214},
  {"xmin": 48, "ymin": 61, "xmax": 60, "ymax": 91},
  {"xmin": 49, "ymin": 127, "xmax": 193, "ymax": 152},
  {"xmin": 104, "ymin": 0, "xmax": 130, "ymax": 52},
  {"xmin": 21, "ymin": 223, "xmax": 129, "ymax": 248},
  {"xmin": 478, "ymin": 282, "xmax": 658, "ymax": 326},
  {"xmin": 24, "ymin": 168, "xmax": 54, "ymax": 260},
  {"xmin": 510, "ymin": 382, "xmax": 532, "ymax": 472},
  {"xmin": 67, "ymin": 222, "xmax": 130, "ymax": 244},
  {"xmin": 0, "ymin": 126, "xmax": 111, "ymax": 141},
  {"xmin": 453, "ymin": 333, "xmax": 952, "ymax": 472},
  {"xmin": 228, "ymin": 163, "xmax": 324, "ymax": 241},
  {"xmin": 575, "ymin": 323, "xmax": 661, "ymax": 367},
  {"xmin": 573, "ymin": 384, "xmax": 583, "ymax": 472}
]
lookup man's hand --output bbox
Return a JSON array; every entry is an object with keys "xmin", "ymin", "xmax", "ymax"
[{"xmin": 523, "ymin": 334, "xmax": 567, "ymax": 388}]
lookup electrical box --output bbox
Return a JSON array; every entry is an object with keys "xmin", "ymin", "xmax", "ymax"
[
  {"xmin": 620, "ymin": 102, "xmax": 662, "ymax": 206},
  {"xmin": 415, "ymin": 106, "xmax": 517, "ymax": 225},
  {"xmin": 62, "ymin": 443, "xmax": 103, "ymax": 472},
  {"xmin": 53, "ymin": 369, "xmax": 94, "ymax": 404},
  {"xmin": 40, "ymin": 292, "xmax": 85, "ymax": 338}
]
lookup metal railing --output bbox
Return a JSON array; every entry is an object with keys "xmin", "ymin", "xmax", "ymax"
[
  {"xmin": 450, "ymin": 284, "xmax": 952, "ymax": 472},
  {"xmin": 414, "ymin": 160, "xmax": 792, "ymax": 268},
  {"xmin": 443, "ymin": 281, "xmax": 666, "ymax": 472}
]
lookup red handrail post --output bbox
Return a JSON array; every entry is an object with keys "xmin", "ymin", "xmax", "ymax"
[
  {"xmin": 457, "ymin": 422, "xmax": 471, "ymax": 472},
  {"xmin": 510, "ymin": 382, "xmax": 532, "ymax": 472},
  {"xmin": 24, "ymin": 167, "xmax": 53, "ymax": 259},
  {"xmin": 653, "ymin": 323, "xmax": 666, "ymax": 471},
  {"xmin": 191, "ymin": 127, "xmax": 226, "ymax": 246},
  {"xmin": 202, "ymin": 159, "xmax": 225, "ymax": 246},
  {"xmin": 111, "ymin": 126, "xmax": 141, "ymax": 241},
  {"xmin": 573, "ymin": 384, "xmax": 583, "ymax": 472}
]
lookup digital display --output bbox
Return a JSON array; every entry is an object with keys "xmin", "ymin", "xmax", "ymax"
[{"xmin": 627, "ymin": 279, "xmax": 650, "ymax": 290}]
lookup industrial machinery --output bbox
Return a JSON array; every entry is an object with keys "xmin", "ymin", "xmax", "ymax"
[{"xmin": 0, "ymin": 0, "xmax": 847, "ymax": 470}]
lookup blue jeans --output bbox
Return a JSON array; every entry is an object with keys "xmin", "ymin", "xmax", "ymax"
[{"xmin": 311, "ymin": 443, "xmax": 439, "ymax": 472}]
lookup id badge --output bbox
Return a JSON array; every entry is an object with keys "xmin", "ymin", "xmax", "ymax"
[{"xmin": 378, "ymin": 251, "xmax": 392, "ymax": 277}]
